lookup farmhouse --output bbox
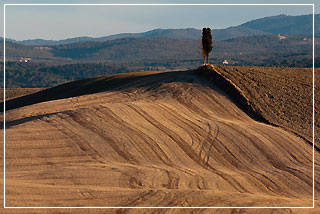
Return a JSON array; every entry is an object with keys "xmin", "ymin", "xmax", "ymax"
[
  {"xmin": 278, "ymin": 34, "xmax": 287, "ymax": 40},
  {"xmin": 19, "ymin": 57, "xmax": 31, "ymax": 63}
]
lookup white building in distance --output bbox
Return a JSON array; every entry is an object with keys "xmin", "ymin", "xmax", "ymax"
[
  {"xmin": 19, "ymin": 57, "xmax": 31, "ymax": 63},
  {"xmin": 223, "ymin": 60, "xmax": 229, "ymax": 65}
]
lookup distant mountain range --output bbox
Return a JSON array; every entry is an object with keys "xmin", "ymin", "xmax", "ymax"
[
  {"xmin": 242, "ymin": 14, "xmax": 317, "ymax": 36},
  {"xmin": 2, "ymin": 14, "xmax": 319, "ymax": 46},
  {"xmin": 2, "ymin": 34, "xmax": 316, "ymax": 65}
]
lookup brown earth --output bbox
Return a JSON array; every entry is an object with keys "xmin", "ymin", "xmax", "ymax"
[
  {"xmin": 0, "ymin": 88, "xmax": 44, "ymax": 102},
  {"xmin": 0, "ymin": 67, "xmax": 319, "ymax": 213},
  {"xmin": 206, "ymin": 65, "xmax": 320, "ymax": 148}
]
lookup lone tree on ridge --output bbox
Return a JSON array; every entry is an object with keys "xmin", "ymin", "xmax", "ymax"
[{"xmin": 201, "ymin": 28, "xmax": 213, "ymax": 65}]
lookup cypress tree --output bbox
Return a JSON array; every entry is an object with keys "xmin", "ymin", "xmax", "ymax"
[{"xmin": 201, "ymin": 28, "xmax": 213, "ymax": 65}]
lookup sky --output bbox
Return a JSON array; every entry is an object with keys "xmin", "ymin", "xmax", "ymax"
[{"xmin": 0, "ymin": 0, "xmax": 319, "ymax": 41}]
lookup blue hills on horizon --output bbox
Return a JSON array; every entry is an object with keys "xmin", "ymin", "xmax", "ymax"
[{"xmin": 2, "ymin": 13, "xmax": 319, "ymax": 46}]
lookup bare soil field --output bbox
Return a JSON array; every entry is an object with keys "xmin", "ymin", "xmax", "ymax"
[
  {"xmin": 0, "ymin": 67, "xmax": 319, "ymax": 213},
  {"xmin": 208, "ymin": 65, "xmax": 320, "ymax": 147}
]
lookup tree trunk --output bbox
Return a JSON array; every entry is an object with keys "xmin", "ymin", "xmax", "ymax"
[
  {"xmin": 204, "ymin": 57, "xmax": 206, "ymax": 65},
  {"xmin": 207, "ymin": 55, "xmax": 209, "ymax": 64}
]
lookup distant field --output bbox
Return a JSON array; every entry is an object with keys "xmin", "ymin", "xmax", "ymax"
[{"xmin": 0, "ymin": 88, "xmax": 44, "ymax": 102}]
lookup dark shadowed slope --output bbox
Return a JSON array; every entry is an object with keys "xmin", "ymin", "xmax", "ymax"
[
  {"xmin": 2, "ymin": 70, "xmax": 200, "ymax": 111},
  {"xmin": 209, "ymin": 65, "xmax": 319, "ymax": 148}
]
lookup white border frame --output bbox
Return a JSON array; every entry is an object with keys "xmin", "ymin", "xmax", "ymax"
[{"xmin": 2, "ymin": 3, "xmax": 315, "ymax": 209}]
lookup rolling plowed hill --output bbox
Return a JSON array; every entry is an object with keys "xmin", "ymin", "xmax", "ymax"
[{"xmin": 1, "ymin": 67, "xmax": 319, "ymax": 213}]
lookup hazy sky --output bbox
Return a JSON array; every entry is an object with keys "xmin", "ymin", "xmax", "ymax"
[{"xmin": 1, "ymin": 0, "xmax": 319, "ymax": 41}]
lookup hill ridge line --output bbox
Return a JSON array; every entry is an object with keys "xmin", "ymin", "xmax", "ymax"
[{"xmin": 195, "ymin": 65, "xmax": 267, "ymax": 123}]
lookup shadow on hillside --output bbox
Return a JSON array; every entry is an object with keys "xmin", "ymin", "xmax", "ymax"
[
  {"xmin": 1, "ymin": 70, "xmax": 201, "ymax": 112},
  {"xmin": 1, "ymin": 68, "xmax": 267, "ymax": 129},
  {"xmin": 1, "ymin": 112, "xmax": 60, "ymax": 129}
]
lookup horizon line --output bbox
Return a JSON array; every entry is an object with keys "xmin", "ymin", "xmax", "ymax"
[{"xmin": 3, "ymin": 11, "xmax": 317, "ymax": 42}]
